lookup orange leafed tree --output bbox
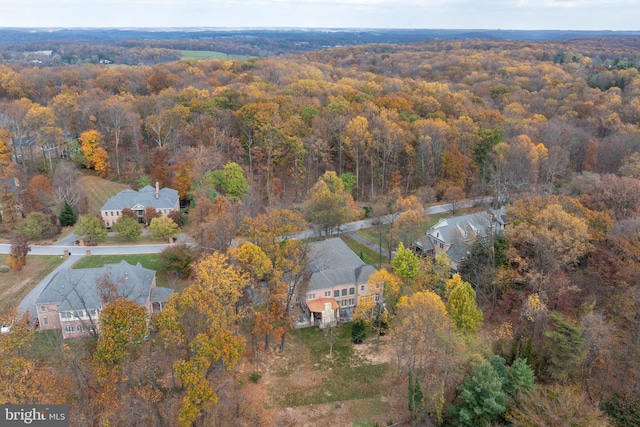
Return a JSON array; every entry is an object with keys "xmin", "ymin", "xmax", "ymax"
[{"xmin": 79, "ymin": 130, "xmax": 110, "ymax": 177}]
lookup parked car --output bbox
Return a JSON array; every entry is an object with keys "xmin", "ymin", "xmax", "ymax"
[{"xmin": 1, "ymin": 323, "xmax": 11, "ymax": 333}]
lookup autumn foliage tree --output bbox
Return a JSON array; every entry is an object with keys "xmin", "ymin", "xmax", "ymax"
[
  {"xmin": 79, "ymin": 130, "xmax": 110, "ymax": 176},
  {"xmin": 156, "ymin": 252, "xmax": 247, "ymax": 426},
  {"xmin": 148, "ymin": 216, "xmax": 179, "ymax": 241},
  {"xmin": 8, "ymin": 232, "xmax": 30, "ymax": 270},
  {"xmin": 305, "ymin": 171, "xmax": 359, "ymax": 236},
  {"xmin": 75, "ymin": 215, "xmax": 107, "ymax": 244},
  {"xmin": 394, "ymin": 291, "xmax": 462, "ymax": 424}
]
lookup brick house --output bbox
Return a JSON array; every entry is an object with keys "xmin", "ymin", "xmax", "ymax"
[
  {"xmin": 413, "ymin": 209, "xmax": 507, "ymax": 272},
  {"xmin": 35, "ymin": 260, "xmax": 173, "ymax": 339},
  {"xmin": 100, "ymin": 182, "xmax": 179, "ymax": 227},
  {"xmin": 301, "ymin": 238, "xmax": 378, "ymax": 328}
]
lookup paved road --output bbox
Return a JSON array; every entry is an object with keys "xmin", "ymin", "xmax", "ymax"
[
  {"xmin": 4, "ymin": 197, "xmax": 493, "ymax": 316},
  {"xmin": 3, "ymin": 231, "xmax": 187, "ymax": 317}
]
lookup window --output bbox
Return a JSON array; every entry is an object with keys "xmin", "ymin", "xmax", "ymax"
[
  {"xmin": 360, "ymin": 295, "xmax": 373, "ymax": 304},
  {"xmin": 349, "ymin": 287, "xmax": 355, "ymax": 295},
  {"xmin": 440, "ymin": 243, "xmax": 444, "ymax": 249},
  {"xmin": 43, "ymin": 317, "xmax": 48, "ymax": 326},
  {"xmin": 375, "ymin": 294, "xmax": 380, "ymax": 302},
  {"xmin": 40, "ymin": 305, "xmax": 46, "ymax": 312},
  {"xmin": 308, "ymin": 293, "xmax": 315, "ymax": 300},
  {"xmin": 295, "ymin": 297, "xmax": 300, "ymax": 303},
  {"xmin": 106, "ymin": 221, "xmax": 109, "ymax": 227},
  {"xmin": 360, "ymin": 285, "xmax": 365, "ymax": 292},
  {"xmin": 77, "ymin": 325, "xmax": 86, "ymax": 332},
  {"xmin": 110, "ymin": 211, "xmax": 114, "ymax": 216},
  {"xmin": 341, "ymin": 288, "xmax": 347, "ymax": 296},
  {"xmin": 61, "ymin": 312, "xmax": 73, "ymax": 320},
  {"xmin": 334, "ymin": 290, "xmax": 339, "ymax": 298},
  {"xmin": 324, "ymin": 291, "xmax": 330, "ymax": 297},
  {"xmin": 348, "ymin": 298, "xmax": 355, "ymax": 306},
  {"xmin": 116, "ymin": 211, "xmax": 119, "ymax": 216},
  {"xmin": 88, "ymin": 309, "xmax": 97, "ymax": 317},
  {"xmin": 340, "ymin": 300, "xmax": 347, "ymax": 307},
  {"xmin": 65, "ymin": 326, "xmax": 74, "ymax": 333}
]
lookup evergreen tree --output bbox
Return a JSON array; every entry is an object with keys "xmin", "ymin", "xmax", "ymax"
[
  {"xmin": 351, "ymin": 318, "xmax": 366, "ymax": 344},
  {"xmin": 446, "ymin": 280, "xmax": 483, "ymax": 334},
  {"xmin": 454, "ymin": 360, "xmax": 507, "ymax": 427},
  {"xmin": 58, "ymin": 201, "xmax": 77, "ymax": 227},
  {"xmin": 543, "ymin": 311, "xmax": 585, "ymax": 382}
]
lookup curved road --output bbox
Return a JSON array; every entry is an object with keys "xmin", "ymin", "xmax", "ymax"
[
  {"xmin": 2, "ymin": 197, "xmax": 493, "ymax": 316},
  {"xmin": 1, "ymin": 232, "xmax": 179, "ymax": 317}
]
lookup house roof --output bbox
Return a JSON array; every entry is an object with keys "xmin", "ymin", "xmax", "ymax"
[
  {"xmin": 414, "ymin": 235, "xmax": 435, "ymax": 251},
  {"xmin": 36, "ymin": 260, "xmax": 172, "ymax": 311},
  {"xmin": 101, "ymin": 186, "xmax": 179, "ymax": 212},
  {"xmin": 150, "ymin": 287, "xmax": 174, "ymax": 303},
  {"xmin": 307, "ymin": 238, "xmax": 377, "ymax": 291},
  {"xmin": 428, "ymin": 210, "xmax": 502, "ymax": 245},
  {"xmin": 306, "ymin": 297, "xmax": 339, "ymax": 312}
]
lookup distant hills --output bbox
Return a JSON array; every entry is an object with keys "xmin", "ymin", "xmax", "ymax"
[{"xmin": 2, "ymin": 28, "xmax": 639, "ymax": 65}]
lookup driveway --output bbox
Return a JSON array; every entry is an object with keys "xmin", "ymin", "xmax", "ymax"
[
  {"xmin": 3, "ymin": 197, "xmax": 493, "ymax": 316},
  {"xmin": 2, "ymin": 231, "xmax": 191, "ymax": 317}
]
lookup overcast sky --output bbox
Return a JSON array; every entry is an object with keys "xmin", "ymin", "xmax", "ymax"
[{"xmin": 0, "ymin": 0, "xmax": 638, "ymax": 31}]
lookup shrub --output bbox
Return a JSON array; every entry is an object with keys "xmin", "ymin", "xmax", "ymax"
[
  {"xmin": 0, "ymin": 264, "xmax": 11, "ymax": 273},
  {"xmin": 112, "ymin": 216, "xmax": 142, "ymax": 240},
  {"xmin": 168, "ymin": 210, "xmax": 187, "ymax": 227},
  {"xmin": 249, "ymin": 372, "xmax": 262, "ymax": 383},
  {"xmin": 22, "ymin": 211, "xmax": 60, "ymax": 240},
  {"xmin": 158, "ymin": 244, "xmax": 193, "ymax": 278}
]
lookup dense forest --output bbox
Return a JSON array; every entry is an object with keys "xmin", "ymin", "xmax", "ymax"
[{"xmin": 2, "ymin": 35, "xmax": 640, "ymax": 426}]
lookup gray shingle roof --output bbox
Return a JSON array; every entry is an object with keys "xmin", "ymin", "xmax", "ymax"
[
  {"xmin": 36, "ymin": 260, "xmax": 171, "ymax": 311},
  {"xmin": 307, "ymin": 238, "xmax": 377, "ymax": 291},
  {"xmin": 101, "ymin": 186, "xmax": 179, "ymax": 212},
  {"xmin": 429, "ymin": 210, "xmax": 502, "ymax": 245},
  {"xmin": 150, "ymin": 287, "xmax": 174, "ymax": 303}
]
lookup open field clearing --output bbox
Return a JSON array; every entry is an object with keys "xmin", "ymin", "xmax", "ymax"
[
  {"xmin": 0, "ymin": 254, "xmax": 66, "ymax": 313},
  {"xmin": 77, "ymin": 175, "xmax": 129, "ymax": 214},
  {"xmin": 238, "ymin": 324, "xmax": 409, "ymax": 426}
]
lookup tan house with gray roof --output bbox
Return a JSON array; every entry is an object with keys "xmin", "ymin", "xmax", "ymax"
[
  {"xmin": 301, "ymin": 238, "xmax": 377, "ymax": 328},
  {"xmin": 414, "ymin": 209, "xmax": 507, "ymax": 272},
  {"xmin": 35, "ymin": 260, "xmax": 173, "ymax": 339},
  {"xmin": 100, "ymin": 182, "xmax": 179, "ymax": 227}
]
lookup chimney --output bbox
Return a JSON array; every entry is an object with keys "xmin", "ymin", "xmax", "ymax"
[{"xmin": 155, "ymin": 181, "xmax": 159, "ymax": 199}]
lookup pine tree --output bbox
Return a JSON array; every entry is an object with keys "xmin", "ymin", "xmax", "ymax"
[{"xmin": 58, "ymin": 200, "xmax": 77, "ymax": 227}]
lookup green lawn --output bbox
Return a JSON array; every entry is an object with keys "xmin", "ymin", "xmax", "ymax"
[
  {"xmin": 73, "ymin": 254, "xmax": 162, "ymax": 285},
  {"xmin": 71, "ymin": 253, "xmax": 190, "ymax": 291},
  {"xmin": 340, "ymin": 235, "xmax": 389, "ymax": 267},
  {"xmin": 355, "ymin": 211, "xmax": 448, "ymax": 253},
  {"xmin": 357, "ymin": 224, "xmax": 391, "ymax": 253},
  {"xmin": 180, "ymin": 50, "xmax": 252, "ymax": 60},
  {"xmin": 271, "ymin": 324, "xmax": 390, "ymax": 407},
  {"xmin": 72, "ymin": 253, "xmax": 160, "ymax": 271}
]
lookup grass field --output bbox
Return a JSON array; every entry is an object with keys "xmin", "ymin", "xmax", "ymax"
[
  {"xmin": 340, "ymin": 235, "xmax": 388, "ymax": 267},
  {"xmin": 260, "ymin": 324, "xmax": 407, "ymax": 425},
  {"xmin": 71, "ymin": 253, "xmax": 188, "ymax": 291},
  {"xmin": 77, "ymin": 175, "xmax": 129, "ymax": 214},
  {"xmin": 356, "ymin": 211, "xmax": 448, "ymax": 252},
  {"xmin": 181, "ymin": 50, "xmax": 252, "ymax": 60},
  {"xmin": 0, "ymin": 255, "xmax": 66, "ymax": 313},
  {"xmin": 271, "ymin": 325, "xmax": 390, "ymax": 407}
]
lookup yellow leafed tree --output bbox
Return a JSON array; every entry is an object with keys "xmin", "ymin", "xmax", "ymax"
[
  {"xmin": 79, "ymin": 129, "xmax": 110, "ymax": 177},
  {"xmin": 156, "ymin": 252, "xmax": 247, "ymax": 426}
]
